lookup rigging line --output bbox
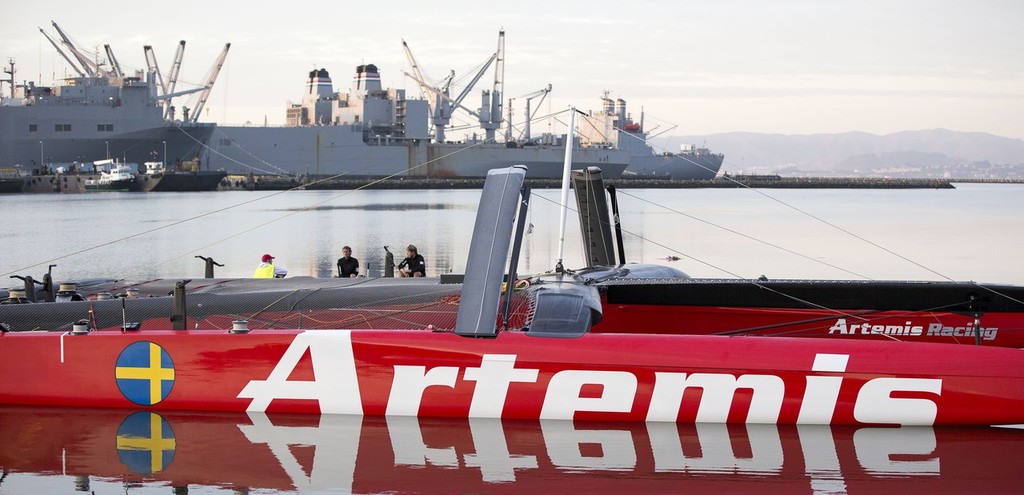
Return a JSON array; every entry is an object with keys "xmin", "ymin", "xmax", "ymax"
[
  {"xmin": 254, "ymin": 287, "xmax": 463, "ymax": 329},
  {"xmin": 712, "ymin": 310, "xmax": 884, "ymax": 336},
  {"xmin": 705, "ymin": 170, "xmax": 958, "ymax": 282},
  {"xmin": 615, "ymin": 189, "xmax": 871, "ymax": 279},
  {"xmin": 0, "ymin": 184, "xmax": 302, "ymax": 278},
  {"xmin": 712, "ymin": 298, "xmax": 990, "ymax": 337},
  {"xmin": 202, "ymin": 126, "xmax": 295, "ymax": 175},
  {"xmin": 125, "ymin": 141, "xmax": 494, "ymax": 278},
  {"xmin": 179, "ymin": 119, "xmax": 483, "ymax": 178},
  {"xmin": 604, "ymin": 119, "xmax": 722, "ymax": 178},
  {"xmin": 970, "ymin": 282, "xmax": 1024, "ymax": 308},
  {"xmin": 530, "ymin": 192, "xmax": 875, "ymax": 313}
]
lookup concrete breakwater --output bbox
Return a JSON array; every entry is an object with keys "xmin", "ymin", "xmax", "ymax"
[{"xmin": 221, "ymin": 174, "xmax": 962, "ymax": 190}]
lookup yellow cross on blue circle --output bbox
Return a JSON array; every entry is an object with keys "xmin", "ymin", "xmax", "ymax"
[{"xmin": 115, "ymin": 341, "xmax": 175, "ymax": 406}]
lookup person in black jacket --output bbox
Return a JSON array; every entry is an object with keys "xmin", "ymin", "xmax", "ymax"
[
  {"xmin": 398, "ymin": 244, "xmax": 426, "ymax": 277},
  {"xmin": 336, "ymin": 246, "xmax": 360, "ymax": 278}
]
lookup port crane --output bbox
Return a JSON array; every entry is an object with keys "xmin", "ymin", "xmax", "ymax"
[
  {"xmin": 402, "ymin": 30, "xmax": 505, "ymax": 143},
  {"xmin": 185, "ymin": 43, "xmax": 230, "ymax": 124},
  {"xmin": 506, "ymin": 84, "xmax": 551, "ymax": 142}
]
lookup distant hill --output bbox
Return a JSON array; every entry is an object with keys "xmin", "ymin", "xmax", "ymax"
[{"xmin": 654, "ymin": 129, "xmax": 1024, "ymax": 178}]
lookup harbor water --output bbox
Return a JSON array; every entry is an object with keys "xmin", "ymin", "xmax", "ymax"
[
  {"xmin": 1, "ymin": 183, "xmax": 1023, "ymax": 494},
  {"xmin": 3, "ymin": 183, "xmax": 1023, "ymax": 284}
]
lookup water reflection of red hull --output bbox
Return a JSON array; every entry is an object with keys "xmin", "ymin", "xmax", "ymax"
[{"xmin": 0, "ymin": 406, "xmax": 1021, "ymax": 493}]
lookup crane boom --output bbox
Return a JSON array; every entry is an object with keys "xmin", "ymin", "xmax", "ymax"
[
  {"xmin": 401, "ymin": 40, "xmax": 434, "ymax": 104},
  {"xmin": 144, "ymin": 45, "xmax": 167, "ymax": 94},
  {"xmin": 450, "ymin": 52, "xmax": 495, "ymax": 109},
  {"xmin": 189, "ymin": 43, "xmax": 230, "ymax": 123},
  {"xmin": 38, "ymin": 27, "xmax": 84, "ymax": 77},
  {"xmin": 103, "ymin": 45, "xmax": 123, "ymax": 78},
  {"xmin": 51, "ymin": 21, "xmax": 104, "ymax": 77},
  {"xmin": 165, "ymin": 41, "xmax": 186, "ymax": 119}
]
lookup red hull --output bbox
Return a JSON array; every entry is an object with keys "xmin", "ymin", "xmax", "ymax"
[{"xmin": 1, "ymin": 329, "xmax": 1023, "ymax": 425}]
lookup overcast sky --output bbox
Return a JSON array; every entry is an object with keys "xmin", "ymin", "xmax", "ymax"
[{"xmin": 3, "ymin": 0, "xmax": 1022, "ymax": 140}]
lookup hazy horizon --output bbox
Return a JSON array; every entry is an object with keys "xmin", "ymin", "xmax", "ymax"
[{"xmin": 3, "ymin": 0, "xmax": 1022, "ymax": 147}]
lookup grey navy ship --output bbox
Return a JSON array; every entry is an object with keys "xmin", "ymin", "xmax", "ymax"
[
  {"xmin": 0, "ymin": 23, "xmax": 225, "ymax": 191},
  {"xmin": 3, "ymin": 26, "xmax": 722, "ymax": 182},
  {"xmin": 205, "ymin": 61, "xmax": 723, "ymax": 180},
  {"xmin": 578, "ymin": 94, "xmax": 724, "ymax": 180}
]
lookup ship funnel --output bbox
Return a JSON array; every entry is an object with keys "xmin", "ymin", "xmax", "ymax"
[
  {"xmin": 602, "ymin": 97, "xmax": 615, "ymax": 116},
  {"xmin": 306, "ymin": 68, "xmax": 333, "ymax": 98},
  {"xmin": 354, "ymin": 64, "xmax": 382, "ymax": 92},
  {"xmin": 616, "ymin": 98, "xmax": 627, "ymax": 120}
]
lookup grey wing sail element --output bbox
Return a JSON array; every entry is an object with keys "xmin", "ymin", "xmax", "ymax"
[{"xmin": 455, "ymin": 166, "xmax": 528, "ymax": 337}]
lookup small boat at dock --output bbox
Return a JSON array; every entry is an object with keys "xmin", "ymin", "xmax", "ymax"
[{"xmin": 84, "ymin": 159, "xmax": 135, "ymax": 191}]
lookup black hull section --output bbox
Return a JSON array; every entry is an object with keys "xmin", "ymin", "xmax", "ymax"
[
  {"xmin": 602, "ymin": 279, "xmax": 1024, "ymax": 313},
  {"xmin": 137, "ymin": 171, "xmax": 227, "ymax": 192},
  {"xmin": 0, "ymin": 178, "xmax": 23, "ymax": 193}
]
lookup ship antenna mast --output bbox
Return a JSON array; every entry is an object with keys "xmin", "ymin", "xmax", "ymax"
[
  {"xmin": 555, "ymin": 107, "xmax": 577, "ymax": 273},
  {"xmin": 3, "ymin": 59, "xmax": 14, "ymax": 98}
]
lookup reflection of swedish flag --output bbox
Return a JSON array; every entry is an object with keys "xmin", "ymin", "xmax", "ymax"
[
  {"xmin": 117, "ymin": 411, "xmax": 176, "ymax": 474},
  {"xmin": 115, "ymin": 341, "xmax": 175, "ymax": 406}
]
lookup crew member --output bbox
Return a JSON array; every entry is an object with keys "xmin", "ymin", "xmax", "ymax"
[
  {"xmin": 337, "ymin": 246, "xmax": 360, "ymax": 278},
  {"xmin": 398, "ymin": 244, "xmax": 426, "ymax": 277},
  {"xmin": 253, "ymin": 253, "xmax": 287, "ymax": 278}
]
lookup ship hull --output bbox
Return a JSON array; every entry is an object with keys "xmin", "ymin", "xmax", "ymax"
[
  {"xmin": 146, "ymin": 170, "xmax": 227, "ymax": 192},
  {"xmin": 21, "ymin": 174, "xmax": 86, "ymax": 193},
  {"xmin": 0, "ymin": 111, "xmax": 214, "ymax": 170},
  {"xmin": 626, "ymin": 152, "xmax": 724, "ymax": 180},
  {"xmin": 206, "ymin": 126, "xmax": 630, "ymax": 179}
]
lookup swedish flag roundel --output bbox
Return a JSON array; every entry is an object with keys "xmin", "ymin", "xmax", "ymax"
[{"xmin": 115, "ymin": 341, "xmax": 175, "ymax": 406}]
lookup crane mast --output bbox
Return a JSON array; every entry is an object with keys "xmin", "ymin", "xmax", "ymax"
[
  {"xmin": 480, "ymin": 29, "xmax": 504, "ymax": 142},
  {"xmin": 188, "ymin": 43, "xmax": 230, "ymax": 124}
]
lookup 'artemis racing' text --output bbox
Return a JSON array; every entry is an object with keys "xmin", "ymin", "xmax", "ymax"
[{"xmin": 828, "ymin": 318, "xmax": 997, "ymax": 341}]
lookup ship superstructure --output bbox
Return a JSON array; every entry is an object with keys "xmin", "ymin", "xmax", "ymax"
[
  {"xmin": 577, "ymin": 94, "xmax": 723, "ymax": 179},
  {"xmin": 0, "ymin": 23, "xmax": 226, "ymax": 173},
  {"xmin": 206, "ymin": 32, "xmax": 629, "ymax": 179}
]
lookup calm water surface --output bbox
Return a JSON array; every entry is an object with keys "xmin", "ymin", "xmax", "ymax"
[
  {"xmin": 3, "ymin": 183, "xmax": 1023, "ymax": 284},
  {"xmin": 1, "ymin": 184, "xmax": 1023, "ymax": 493}
]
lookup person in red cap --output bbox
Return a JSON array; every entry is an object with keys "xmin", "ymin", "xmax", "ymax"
[{"xmin": 253, "ymin": 253, "xmax": 287, "ymax": 278}]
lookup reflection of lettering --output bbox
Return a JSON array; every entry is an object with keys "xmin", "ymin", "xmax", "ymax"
[
  {"xmin": 855, "ymin": 427, "xmax": 939, "ymax": 475},
  {"xmin": 229, "ymin": 411, "xmax": 941, "ymax": 492},
  {"xmin": 798, "ymin": 425, "xmax": 846, "ymax": 494},
  {"xmin": 542, "ymin": 420, "xmax": 637, "ymax": 470},
  {"xmin": 464, "ymin": 418, "xmax": 538, "ymax": 482},
  {"xmin": 239, "ymin": 332, "xmax": 943, "ymax": 426},
  {"xmin": 649, "ymin": 423, "xmax": 783, "ymax": 473},
  {"xmin": 388, "ymin": 415, "xmax": 458, "ymax": 467},
  {"xmin": 239, "ymin": 412, "xmax": 362, "ymax": 491}
]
